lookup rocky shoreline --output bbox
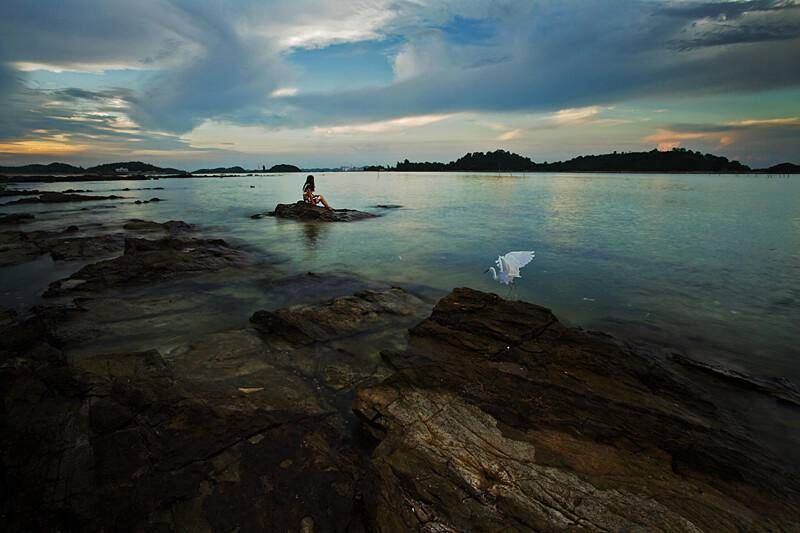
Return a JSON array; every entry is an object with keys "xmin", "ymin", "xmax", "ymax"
[{"xmin": 1, "ymin": 214, "xmax": 799, "ymax": 531}]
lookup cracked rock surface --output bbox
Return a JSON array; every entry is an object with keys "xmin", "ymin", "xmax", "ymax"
[{"xmin": 354, "ymin": 287, "xmax": 800, "ymax": 532}]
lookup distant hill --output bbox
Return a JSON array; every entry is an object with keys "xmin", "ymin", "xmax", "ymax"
[
  {"xmin": 756, "ymin": 162, "xmax": 800, "ymax": 174},
  {"xmin": 0, "ymin": 162, "xmax": 84, "ymax": 174},
  {"xmin": 542, "ymin": 148, "xmax": 750, "ymax": 172},
  {"xmin": 267, "ymin": 164, "xmax": 301, "ymax": 172},
  {"xmin": 86, "ymin": 161, "xmax": 186, "ymax": 175},
  {"xmin": 388, "ymin": 148, "xmax": 751, "ymax": 173},
  {"xmin": 192, "ymin": 166, "xmax": 247, "ymax": 174}
]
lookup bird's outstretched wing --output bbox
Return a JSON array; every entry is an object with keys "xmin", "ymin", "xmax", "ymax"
[{"xmin": 501, "ymin": 251, "xmax": 535, "ymax": 279}]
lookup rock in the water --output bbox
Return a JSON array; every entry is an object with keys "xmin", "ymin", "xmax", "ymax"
[
  {"xmin": 0, "ymin": 189, "xmax": 40, "ymax": 198},
  {"xmin": 44, "ymin": 236, "xmax": 248, "ymax": 296},
  {"xmin": 370, "ymin": 204, "xmax": 403, "ymax": 209},
  {"xmin": 251, "ymin": 287, "xmax": 431, "ymax": 391},
  {"xmin": 353, "ymin": 287, "xmax": 800, "ymax": 531},
  {"xmin": 48, "ymin": 234, "xmax": 125, "ymax": 261},
  {"xmin": 0, "ymin": 226, "xmax": 125, "ymax": 265},
  {"xmin": 255, "ymin": 201, "xmax": 378, "ymax": 222},
  {"xmin": 3, "ymin": 191, "xmax": 124, "ymax": 205},
  {"xmin": 133, "ymin": 197, "xmax": 162, "ymax": 205},
  {"xmin": 123, "ymin": 218, "xmax": 193, "ymax": 234}
]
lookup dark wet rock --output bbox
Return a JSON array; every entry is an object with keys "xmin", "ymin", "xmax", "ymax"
[
  {"xmin": 114, "ymin": 186, "xmax": 163, "ymax": 191},
  {"xmin": 1, "ymin": 337, "xmax": 369, "ymax": 531},
  {"xmin": 6, "ymin": 266, "xmax": 799, "ymax": 532},
  {"xmin": 133, "ymin": 197, "xmax": 162, "ymax": 204},
  {"xmin": 44, "ymin": 236, "xmax": 249, "ymax": 296},
  {"xmin": 61, "ymin": 189, "xmax": 92, "ymax": 193},
  {"xmin": 0, "ymin": 280, "xmax": 393, "ymax": 531},
  {"xmin": 0, "ymin": 213, "xmax": 34, "ymax": 225},
  {"xmin": 252, "ymin": 287, "xmax": 424, "ymax": 345},
  {"xmin": 122, "ymin": 218, "xmax": 193, "ymax": 234},
  {"xmin": 353, "ymin": 288, "xmax": 800, "ymax": 531},
  {"xmin": 3, "ymin": 191, "xmax": 124, "ymax": 205},
  {"xmin": 48, "ymin": 234, "xmax": 125, "ymax": 261},
  {"xmin": 672, "ymin": 353, "xmax": 800, "ymax": 407},
  {"xmin": 370, "ymin": 204, "xmax": 403, "ymax": 209},
  {"xmin": 0, "ymin": 188, "xmax": 40, "ymax": 197},
  {"xmin": 0, "ymin": 227, "xmax": 124, "ymax": 265},
  {"xmin": 0, "ymin": 230, "xmax": 50, "ymax": 265},
  {"xmin": 250, "ymin": 288, "xmax": 430, "ymax": 392},
  {"xmin": 253, "ymin": 201, "xmax": 378, "ymax": 222}
]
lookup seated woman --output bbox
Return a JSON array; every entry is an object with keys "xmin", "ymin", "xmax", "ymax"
[{"xmin": 302, "ymin": 175, "xmax": 332, "ymax": 209}]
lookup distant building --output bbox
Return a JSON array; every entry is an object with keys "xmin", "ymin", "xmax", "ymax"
[{"xmin": 115, "ymin": 167, "xmax": 129, "ymax": 174}]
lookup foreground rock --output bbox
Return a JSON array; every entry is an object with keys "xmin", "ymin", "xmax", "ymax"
[
  {"xmin": 0, "ymin": 285, "xmax": 432, "ymax": 531},
  {"xmin": 3, "ymin": 280, "xmax": 798, "ymax": 531},
  {"xmin": 253, "ymin": 201, "xmax": 378, "ymax": 222},
  {"xmin": 3, "ymin": 191, "xmax": 124, "ymax": 205},
  {"xmin": 44, "ymin": 236, "xmax": 248, "ymax": 296},
  {"xmin": 354, "ymin": 288, "xmax": 800, "ymax": 531},
  {"xmin": 0, "ymin": 313, "xmax": 368, "ymax": 532}
]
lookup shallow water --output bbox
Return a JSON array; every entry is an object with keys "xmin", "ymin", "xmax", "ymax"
[{"xmin": 2, "ymin": 172, "xmax": 799, "ymax": 381}]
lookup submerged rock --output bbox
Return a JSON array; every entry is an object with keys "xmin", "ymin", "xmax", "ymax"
[
  {"xmin": 0, "ymin": 227, "xmax": 124, "ymax": 266},
  {"xmin": 48, "ymin": 234, "xmax": 125, "ymax": 261},
  {"xmin": 3, "ymin": 191, "xmax": 124, "ymax": 205},
  {"xmin": 253, "ymin": 201, "xmax": 378, "ymax": 222},
  {"xmin": 0, "ymin": 226, "xmax": 126, "ymax": 266},
  {"xmin": 353, "ymin": 287, "xmax": 800, "ymax": 531},
  {"xmin": 44, "ymin": 236, "xmax": 249, "ymax": 296},
  {"xmin": 0, "ymin": 189, "xmax": 40, "ymax": 198},
  {"xmin": 133, "ymin": 197, "xmax": 162, "ymax": 205},
  {"xmin": 122, "ymin": 218, "xmax": 193, "ymax": 234}
]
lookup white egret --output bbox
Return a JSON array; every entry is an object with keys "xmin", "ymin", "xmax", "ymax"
[{"xmin": 486, "ymin": 251, "xmax": 535, "ymax": 286}]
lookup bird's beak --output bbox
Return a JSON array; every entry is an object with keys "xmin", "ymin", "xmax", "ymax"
[{"xmin": 483, "ymin": 268, "xmax": 490, "ymax": 273}]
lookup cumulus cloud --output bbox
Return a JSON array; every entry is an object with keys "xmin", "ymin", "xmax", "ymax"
[{"xmin": 1, "ymin": 0, "xmax": 799, "ymax": 165}]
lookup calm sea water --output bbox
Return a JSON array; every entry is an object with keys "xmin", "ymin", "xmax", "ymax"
[{"xmin": 3, "ymin": 172, "xmax": 799, "ymax": 381}]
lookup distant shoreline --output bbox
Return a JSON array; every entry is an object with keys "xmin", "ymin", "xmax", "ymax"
[{"xmin": 0, "ymin": 169, "xmax": 795, "ymax": 185}]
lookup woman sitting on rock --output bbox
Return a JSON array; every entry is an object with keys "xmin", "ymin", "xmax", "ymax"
[{"xmin": 302, "ymin": 175, "xmax": 332, "ymax": 209}]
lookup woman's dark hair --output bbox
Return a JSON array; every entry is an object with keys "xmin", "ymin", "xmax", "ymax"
[{"xmin": 303, "ymin": 175, "xmax": 315, "ymax": 192}]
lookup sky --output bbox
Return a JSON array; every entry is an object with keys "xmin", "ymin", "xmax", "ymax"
[{"xmin": 0, "ymin": 0, "xmax": 798, "ymax": 169}]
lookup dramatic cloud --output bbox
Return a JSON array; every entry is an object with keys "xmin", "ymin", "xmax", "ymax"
[
  {"xmin": 1, "ymin": 0, "xmax": 799, "ymax": 166},
  {"xmin": 642, "ymin": 116, "xmax": 800, "ymax": 165}
]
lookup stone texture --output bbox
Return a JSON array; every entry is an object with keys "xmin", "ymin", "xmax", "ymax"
[
  {"xmin": 44, "ymin": 236, "xmax": 249, "ymax": 296},
  {"xmin": 354, "ymin": 287, "xmax": 800, "ymax": 532},
  {"xmin": 3, "ymin": 191, "xmax": 124, "ymax": 205},
  {"xmin": 254, "ymin": 201, "xmax": 378, "ymax": 222}
]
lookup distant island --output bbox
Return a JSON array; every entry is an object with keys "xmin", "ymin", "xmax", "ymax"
[
  {"xmin": 265, "ymin": 164, "xmax": 302, "ymax": 172},
  {"xmin": 1, "ymin": 150, "xmax": 797, "ymax": 180},
  {"xmin": 192, "ymin": 166, "xmax": 248, "ymax": 174},
  {"xmin": 190, "ymin": 164, "xmax": 301, "ymax": 174},
  {"xmin": 0, "ymin": 161, "xmax": 186, "ymax": 176},
  {"xmin": 366, "ymin": 148, "xmax": 798, "ymax": 174}
]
